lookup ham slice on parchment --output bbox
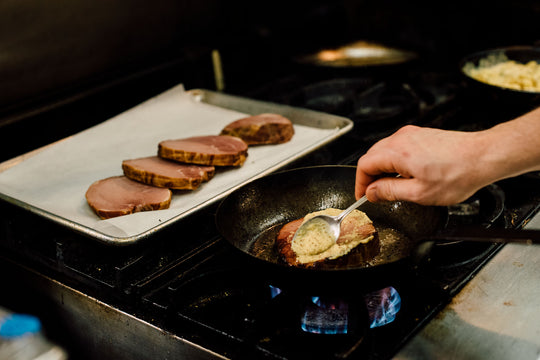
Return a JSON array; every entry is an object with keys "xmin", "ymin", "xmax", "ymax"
[
  {"xmin": 85, "ymin": 176, "xmax": 172, "ymax": 219},
  {"xmin": 122, "ymin": 156, "xmax": 215, "ymax": 190},
  {"xmin": 158, "ymin": 135, "xmax": 248, "ymax": 166},
  {"xmin": 220, "ymin": 113, "xmax": 294, "ymax": 145}
]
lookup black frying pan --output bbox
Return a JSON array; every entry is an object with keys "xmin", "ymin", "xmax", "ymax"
[
  {"xmin": 216, "ymin": 165, "xmax": 540, "ymax": 279},
  {"xmin": 215, "ymin": 166, "xmax": 449, "ymax": 291}
]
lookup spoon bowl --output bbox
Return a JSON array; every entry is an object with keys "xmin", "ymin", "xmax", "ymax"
[{"xmin": 291, "ymin": 195, "xmax": 369, "ymax": 254}]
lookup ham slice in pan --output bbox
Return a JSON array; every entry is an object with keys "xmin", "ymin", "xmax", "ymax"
[{"xmin": 275, "ymin": 209, "xmax": 379, "ymax": 268}]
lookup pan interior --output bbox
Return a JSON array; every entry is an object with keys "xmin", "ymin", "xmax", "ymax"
[
  {"xmin": 248, "ymin": 220, "xmax": 414, "ymax": 270},
  {"xmin": 216, "ymin": 166, "xmax": 446, "ymax": 271}
]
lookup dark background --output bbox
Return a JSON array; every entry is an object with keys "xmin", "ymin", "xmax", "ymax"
[{"xmin": 0, "ymin": 0, "xmax": 538, "ymax": 158}]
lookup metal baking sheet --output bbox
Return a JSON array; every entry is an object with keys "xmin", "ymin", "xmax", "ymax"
[{"xmin": 0, "ymin": 84, "xmax": 353, "ymax": 246}]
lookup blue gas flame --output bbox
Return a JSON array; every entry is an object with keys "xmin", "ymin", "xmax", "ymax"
[
  {"xmin": 301, "ymin": 296, "xmax": 349, "ymax": 334},
  {"xmin": 365, "ymin": 286, "xmax": 401, "ymax": 328},
  {"xmin": 269, "ymin": 285, "xmax": 282, "ymax": 299},
  {"xmin": 269, "ymin": 284, "xmax": 401, "ymax": 334}
]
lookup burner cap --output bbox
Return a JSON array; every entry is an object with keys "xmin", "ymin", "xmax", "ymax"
[{"xmin": 351, "ymin": 82, "xmax": 420, "ymax": 126}]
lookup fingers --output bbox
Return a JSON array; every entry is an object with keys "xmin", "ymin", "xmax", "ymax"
[
  {"xmin": 355, "ymin": 161, "xmax": 374, "ymax": 199},
  {"xmin": 367, "ymin": 177, "xmax": 470, "ymax": 206},
  {"xmin": 355, "ymin": 125, "xmax": 487, "ymax": 205},
  {"xmin": 355, "ymin": 146, "xmax": 401, "ymax": 199},
  {"xmin": 366, "ymin": 177, "xmax": 410, "ymax": 203},
  {"xmin": 355, "ymin": 125, "xmax": 426, "ymax": 202}
]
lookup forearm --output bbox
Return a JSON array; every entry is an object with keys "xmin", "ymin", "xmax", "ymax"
[{"xmin": 477, "ymin": 107, "xmax": 540, "ymax": 183}]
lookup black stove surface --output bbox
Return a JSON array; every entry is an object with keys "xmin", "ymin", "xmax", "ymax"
[{"xmin": 1, "ymin": 64, "xmax": 540, "ymax": 360}]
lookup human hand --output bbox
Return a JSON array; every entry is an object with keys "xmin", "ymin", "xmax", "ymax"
[{"xmin": 355, "ymin": 125, "xmax": 490, "ymax": 206}]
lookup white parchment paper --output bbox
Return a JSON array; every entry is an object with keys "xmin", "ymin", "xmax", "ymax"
[{"xmin": 0, "ymin": 84, "xmax": 344, "ymax": 241}]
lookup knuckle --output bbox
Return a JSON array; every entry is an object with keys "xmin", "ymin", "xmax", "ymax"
[{"xmin": 397, "ymin": 124, "xmax": 419, "ymax": 134}]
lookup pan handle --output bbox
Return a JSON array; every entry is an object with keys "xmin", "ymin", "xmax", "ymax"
[{"xmin": 432, "ymin": 227, "xmax": 540, "ymax": 245}]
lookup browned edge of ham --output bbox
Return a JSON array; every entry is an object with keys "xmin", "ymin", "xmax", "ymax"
[
  {"xmin": 122, "ymin": 156, "xmax": 215, "ymax": 190},
  {"xmin": 158, "ymin": 135, "xmax": 248, "ymax": 166}
]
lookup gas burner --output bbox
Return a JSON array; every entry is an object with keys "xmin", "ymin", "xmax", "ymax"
[
  {"xmin": 155, "ymin": 267, "xmax": 370, "ymax": 359},
  {"xmin": 289, "ymin": 77, "xmax": 376, "ymax": 116},
  {"xmin": 429, "ymin": 184, "xmax": 506, "ymax": 269},
  {"xmin": 300, "ymin": 286, "xmax": 401, "ymax": 335},
  {"xmin": 350, "ymin": 82, "xmax": 420, "ymax": 126},
  {"xmin": 147, "ymin": 261, "xmax": 410, "ymax": 359},
  {"xmin": 447, "ymin": 183, "xmax": 505, "ymax": 228},
  {"xmin": 286, "ymin": 78, "xmax": 421, "ymax": 133},
  {"xmin": 408, "ymin": 72, "xmax": 462, "ymax": 109},
  {"xmin": 301, "ymin": 296, "xmax": 351, "ymax": 335}
]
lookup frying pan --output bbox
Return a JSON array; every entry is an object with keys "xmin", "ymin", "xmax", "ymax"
[
  {"xmin": 216, "ymin": 165, "xmax": 447, "ymax": 290},
  {"xmin": 459, "ymin": 45, "xmax": 540, "ymax": 107},
  {"xmin": 216, "ymin": 166, "xmax": 540, "ymax": 291}
]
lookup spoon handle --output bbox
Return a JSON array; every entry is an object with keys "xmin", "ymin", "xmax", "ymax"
[{"xmin": 336, "ymin": 195, "xmax": 368, "ymax": 222}]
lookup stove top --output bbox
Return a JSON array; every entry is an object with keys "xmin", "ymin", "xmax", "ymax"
[
  {"xmin": 1, "ymin": 64, "xmax": 540, "ymax": 360},
  {"xmin": 135, "ymin": 176, "xmax": 530, "ymax": 360}
]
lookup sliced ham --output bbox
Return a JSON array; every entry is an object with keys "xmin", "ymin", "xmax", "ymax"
[
  {"xmin": 122, "ymin": 156, "xmax": 215, "ymax": 190},
  {"xmin": 275, "ymin": 209, "xmax": 379, "ymax": 268},
  {"xmin": 158, "ymin": 135, "xmax": 248, "ymax": 166},
  {"xmin": 220, "ymin": 113, "xmax": 294, "ymax": 145},
  {"xmin": 85, "ymin": 176, "xmax": 172, "ymax": 219}
]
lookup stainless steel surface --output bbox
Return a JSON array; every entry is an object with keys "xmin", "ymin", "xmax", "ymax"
[
  {"xmin": 187, "ymin": 89, "xmax": 353, "ymax": 131},
  {"xmin": 0, "ymin": 87, "xmax": 353, "ymax": 246},
  {"xmin": 1, "ymin": 258, "xmax": 227, "ymax": 360},
  {"xmin": 395, "ymin": 211, "xmax": 540, "ymax": 360}
]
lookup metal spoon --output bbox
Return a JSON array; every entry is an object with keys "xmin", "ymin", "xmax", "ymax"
[{"xmin": 291, "ymin": 195, "xmax": 369, "ymax": 255}]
